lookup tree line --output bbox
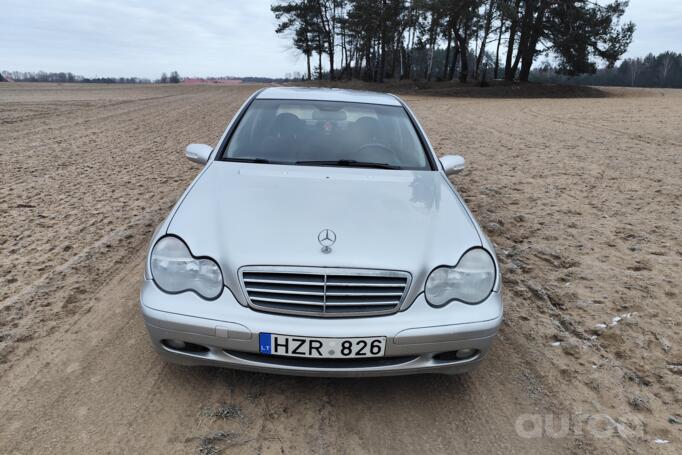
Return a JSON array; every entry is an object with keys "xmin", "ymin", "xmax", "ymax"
[
  {"xmin": 0, "ymin": 70, "xmax": 307, "ymax": 84},
  {"xmin": 532, "ymin": 52, "xmax": 682, "ymax": 89},
  {"xmin": 1, "ymin": 71, "xmax": 152, "ymax": 84},
  {"xmin": 271, "ymin": 0, "xmax": 635, "ymax": 83},
  {"xmin": 1, "ymin": 70, "xmax": 184, "ymax": 84},
  {"xmin": 158, "ymin": 71, "xmax": 181, "ymax": 83}
]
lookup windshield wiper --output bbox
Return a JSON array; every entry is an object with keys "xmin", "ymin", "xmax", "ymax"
[
  {"xmin": 226, "ymin": 157, "xmax": 275, "ymax": 164},
  {"xmin": 296, "ymin": 159, "xmax": 401, "ymax": 170}
]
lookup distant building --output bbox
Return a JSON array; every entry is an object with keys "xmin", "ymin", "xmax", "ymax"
[{"xmin": 182, "ymin": 78, "xmax": 242, "ymax": 85}]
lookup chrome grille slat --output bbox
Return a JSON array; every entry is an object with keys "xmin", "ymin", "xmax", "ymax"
[
  {"xmin": 326, "ymin": 276, "xmax": 406, "ymax": 285},
  {"xmin": 250, "ymin": 296, "xmax": 324, "ymax": 306},
  {"xmin": 240, "ymin": 267, "xmax": 411, "ymax": 318},
  {"xmin": 243, "ymin": 278, "xmax": 324, "ymax": 286},
  {"xmin": 324, "ymin": 290, "xmax": 404, "ymax": 297},
  {"xmin": 246, "ymin": 285, "xmax": 325, "ymax": 296},
  {"xmin": 321, "ymin": 282, "xmax": 406, "ymax": 287},
  {"xmin": 326, "ymin": 300, "xmax": 399, "ymax": 307}
]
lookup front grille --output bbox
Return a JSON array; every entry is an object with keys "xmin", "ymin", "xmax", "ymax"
[{"xmin": 239, "ymin": 266, "xmax": 411, "ymax": 317}]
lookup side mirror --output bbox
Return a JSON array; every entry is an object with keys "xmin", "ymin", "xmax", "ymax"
[
  {"xmin": 439, "ymin": 155, "xmax": 465, "ymax": 176},
  {"xmin": 185, "ymin": 144, "xmax": 213, "ymax": 165}
]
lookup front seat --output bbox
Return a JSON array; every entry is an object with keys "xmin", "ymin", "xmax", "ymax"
[{"xmin": 259, "ymin": 113, "xmax": 303, "ymax": 161}]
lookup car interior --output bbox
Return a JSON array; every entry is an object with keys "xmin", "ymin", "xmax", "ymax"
[{"xmin": 224, "ymin": 100, "xmax": 429, "ymax": 169}]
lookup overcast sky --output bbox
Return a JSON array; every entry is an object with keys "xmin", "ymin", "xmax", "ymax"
[{"xmin": 1, "ymin": 0, "xmax": 680, "ymax": 79}]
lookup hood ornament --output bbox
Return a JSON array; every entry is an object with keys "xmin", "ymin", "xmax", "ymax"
[{"xmin": 318, "ymin": 229, "xmax": 336, "ymax": 254}]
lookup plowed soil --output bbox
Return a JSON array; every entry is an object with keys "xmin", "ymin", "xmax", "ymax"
[{"xmin": 1, "ymin": 83, "xmax": 680, "ymax": 454}]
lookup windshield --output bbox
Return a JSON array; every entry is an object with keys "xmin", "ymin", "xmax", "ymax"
[{"xmin": 220, "ymin": 99, "xmax": 431, "ymax": 170}]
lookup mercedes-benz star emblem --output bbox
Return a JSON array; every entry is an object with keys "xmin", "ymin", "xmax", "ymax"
[{"xmin": 318, "ymin": 229, "xmax": 336, "ymax": 254}]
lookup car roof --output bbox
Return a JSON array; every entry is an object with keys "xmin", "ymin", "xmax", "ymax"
[{"xmin": 256, "ymin": 87, "xmax": 402, "ymax": 107}]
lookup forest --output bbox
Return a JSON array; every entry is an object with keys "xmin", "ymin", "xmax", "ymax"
[
  {"xmin": 0, "ymin": 71, "xmax": 154, "ymax": 84},
  {"xmin": 6, "ymin": 1, "xmax": 681, "ymax": 89},
  {"xmin": 271, "ymin": 0, "xmax": 635, "ymax": 83},
  {"xmin": 531, "ymin": 52, "xmax": 682, "ymax": 88},
  {"xmin": 0, "ymin": 71, "xmax": 182, "ymax": 84}
]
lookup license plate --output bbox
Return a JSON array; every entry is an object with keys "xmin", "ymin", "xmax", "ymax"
[{"xmin": 259, "ymin": 333, "xmax": 385, "ymax": 358}]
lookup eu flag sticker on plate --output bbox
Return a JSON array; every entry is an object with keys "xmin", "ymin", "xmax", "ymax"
[{"xmin": 259, "ymin": 333, "xmax": 272, "ymax": 354}]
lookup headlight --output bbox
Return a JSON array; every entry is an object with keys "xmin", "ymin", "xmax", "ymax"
[
  {"xmin": 150, "ymin": 236, "xmax": 223, "ymax": 300},
  {"xmin": 425, "ymin": 248, "xmax": 496, "ymax": 307}
]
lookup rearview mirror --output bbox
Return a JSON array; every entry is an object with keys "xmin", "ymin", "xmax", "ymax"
[
  {"xmin": 185, "ymin": 144, "xmax": 213, "ymax": 165},
  {"xmin": 439, "ymin": 155, "xmax": 465, "ymax": 176}
]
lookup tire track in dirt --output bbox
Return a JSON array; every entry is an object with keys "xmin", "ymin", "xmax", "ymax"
[
  {"xmin": 0, "ymin": 248, "xmax": 578, "ymax": 453},
  {"xmin": 5, "ymin": 84, "xmax": 680, "ymax": 454},
  {"xmin": 406, "ymin": 91, "xmax": 681, "ymax": 454},
  {"xmin": 0, "ymin": 85, "xmax": 259, "ymax": 383}
]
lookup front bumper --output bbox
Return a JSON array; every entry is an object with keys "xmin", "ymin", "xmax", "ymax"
[{"xmin": 140, "ymin": 279, "xmax": 503, "ymax": 377}]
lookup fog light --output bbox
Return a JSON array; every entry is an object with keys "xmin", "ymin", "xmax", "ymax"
[
  {"xmin": 165, "ymin": 339, "xmax": 186, "ymax": 350},
  {"xmin": 455, "ymin": 348, "xmax": 477, "ymax": 359},
  {"xmin": 162, "ymin": 339, "xmax": 210, "ymax": 354}
]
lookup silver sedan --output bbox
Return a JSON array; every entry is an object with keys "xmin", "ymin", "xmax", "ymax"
[{"xmin": 140, "ymin": 87, "xmax": 502, "ymax": 377}]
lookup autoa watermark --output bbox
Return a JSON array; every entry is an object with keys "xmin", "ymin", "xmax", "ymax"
[{"xmin": 515, "ymin": 413, "xmax": 644, "ymax": 439}]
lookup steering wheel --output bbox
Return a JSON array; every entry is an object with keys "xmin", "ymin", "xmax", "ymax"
[{"xmin": 355, "ymin": 143, "xmax": 394, "ymax": 163}]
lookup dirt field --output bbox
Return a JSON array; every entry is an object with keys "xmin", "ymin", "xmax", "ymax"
[{"xmin": 0, "ymin": 83, "xmax": 680, "ymax": 454}]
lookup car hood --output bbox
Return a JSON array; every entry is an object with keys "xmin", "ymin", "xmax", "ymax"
[{"xmin": 168, "ymin": 162, "xmax": 482, "ymax": 294}]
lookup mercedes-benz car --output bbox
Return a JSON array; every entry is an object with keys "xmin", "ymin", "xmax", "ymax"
[{"xmin": 140, "ymin": 87, "xmax": 502, "ymax": 377}]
